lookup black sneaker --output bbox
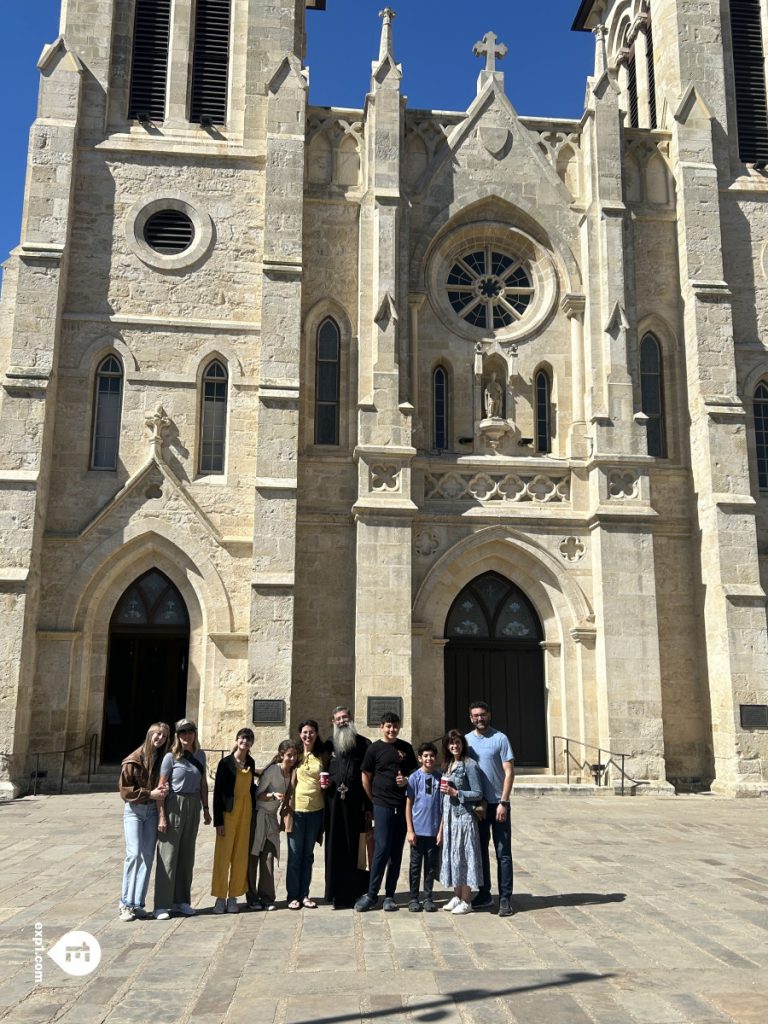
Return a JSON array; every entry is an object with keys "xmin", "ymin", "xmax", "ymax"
[
  {"xmin": 422, "ymin": 898, "xmax": 438, "ymax": 913},
  {"xmin": 382, "ymin": 897, "xmax": 398, "ymax": 912},
  {"xmin": 354, "ymin": 894, "xmax": 378, "ymax": 913},
  {"xmin": 497, "ymin": 897, "xmax": 514, "ymax": 918},
  {"xmin": 408, "ymin": 899, "xmax": 422, "ymax": 912},
  {"xmin": 472, "ymin": 893, "xmax": 494, "ymax": 910}
]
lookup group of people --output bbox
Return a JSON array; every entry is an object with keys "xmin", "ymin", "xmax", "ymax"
[{"xmin": 116, "ymin": 700, "xmax": 515, "ymax": 920}]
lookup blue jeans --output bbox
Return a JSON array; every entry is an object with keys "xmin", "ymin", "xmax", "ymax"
[
  {"xmin": 368, "ymin": 804, "xmax": 407, "ymax": 900},
  {"xmin": 287, "ymin": 809, "xmax": 323, "ymax": 902},
  {"xmin": 121, "ymin": 802, "xmax": 158, "ymax": 909},
  {"xmin": 476, "ymin": 803, "xmax": 513, "ymax": 900}
]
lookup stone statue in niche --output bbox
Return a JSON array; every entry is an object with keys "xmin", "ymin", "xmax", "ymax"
[{"xmin": 484, "ymin": 372, "xmax": 504, "ymax": 419}]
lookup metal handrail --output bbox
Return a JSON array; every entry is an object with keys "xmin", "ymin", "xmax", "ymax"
[
  {"xmin": 551, "ymin": 735, "xmax": 649, "ymax": 796},
  {"xmin": 22, "ymin": 733, "xmax": 99, "ymax": 795}
]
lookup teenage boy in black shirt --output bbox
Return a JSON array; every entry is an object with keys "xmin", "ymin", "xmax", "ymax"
[{"xmin": 355, "ymin": 712, "xmax": 418, "ymax": 912}]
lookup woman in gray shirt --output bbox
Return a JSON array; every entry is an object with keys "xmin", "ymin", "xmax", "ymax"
[{"xmin": 153, "ymin": 719, "xmax": 212, "ymax": 919}]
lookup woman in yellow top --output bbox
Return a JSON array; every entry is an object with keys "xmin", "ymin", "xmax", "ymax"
[{"xmin": 286, "ymin": 719, "xmax": 326, "ymax": 909}]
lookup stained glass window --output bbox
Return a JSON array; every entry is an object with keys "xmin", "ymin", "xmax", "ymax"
[
  {"xmin": 755, "ymin": 382, "xmax": 768, "ymax": 489},
  {"xmin": 446, "ymin": 246, "xmax": 533, "ymax": 333},
  {"xmin": 315, "ymin": 318, "xmax": 340, "ymax": 445},
  {"xmin": 200, "ymin": 360, "xmax": 228, "ymax": 474},
  {"xmin": 640, "ymin": 335, "xmax": 666, "ymax": 458},
  {"xmin": 112, "ymin": 571, "xmax": 189, "ymax": 630},
  {"xmin": 91, "ymin": 355, "xmax": 123, "ymax": 470},
  {"xmin": 445, "ymin": 572, "xmax": 541, "ymax": 641}
]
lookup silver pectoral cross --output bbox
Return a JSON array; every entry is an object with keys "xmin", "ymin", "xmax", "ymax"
[{"xmin": 337, "ymin": 783, "xmax": 348, "ymax": 800}]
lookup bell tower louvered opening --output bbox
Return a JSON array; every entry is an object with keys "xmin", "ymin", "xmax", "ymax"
[
  {"xmin": 730, "ymin": 0, "xmax": 768, "ymax": 162},
  {"xmin": 190, "ymin": 0, "xmax": 232, "ymax": 125},
  {"xmin": 646, "ymin": 23, "xmax": 657, "ymax": 130},
  {"xmin": 143, "ymin": 210, "xmax": 195, "ymax": 255},
  {"xmin": 627, "ymin": 51, "xmax": 639, "ymax": 128},
  {"xmin": 128, "ymin": 0, "xmax": 171, "ymax": 122}
]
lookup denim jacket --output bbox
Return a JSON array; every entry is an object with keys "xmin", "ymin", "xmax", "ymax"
[{"xmin": 444, "ymin": 757, "xmax": 483, "ymax": 820}]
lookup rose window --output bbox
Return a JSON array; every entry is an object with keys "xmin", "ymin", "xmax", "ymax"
[{"xmin": 447, "ymin": 247, "xmax": 533, "ymax": 330}]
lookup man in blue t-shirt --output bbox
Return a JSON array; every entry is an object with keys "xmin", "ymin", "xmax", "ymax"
[{"xmin": 465, "ymin": 700, "xmax": 515, "ymax": 917}]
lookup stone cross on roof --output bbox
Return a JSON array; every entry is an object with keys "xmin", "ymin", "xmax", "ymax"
[{"xmin": 472, "ymin": 31, "xmax": 508, "ymax": 74}]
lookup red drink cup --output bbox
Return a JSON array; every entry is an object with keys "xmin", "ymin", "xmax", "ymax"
[
  {"xmin": 320, "ymin": 771, "xmax": 330, "ymax": 789},
  {"xmin": 440, "ymin": 775, "xmax": 450, "ymax": 793}
]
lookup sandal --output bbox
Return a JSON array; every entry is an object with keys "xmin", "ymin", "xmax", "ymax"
[
  {"xmin": 288, "ymin": 900, "xmax": 301, "ymax": 910},
  {"xmin": 302, "ymin": 898, "xmax": 318, "ymax": 909}
]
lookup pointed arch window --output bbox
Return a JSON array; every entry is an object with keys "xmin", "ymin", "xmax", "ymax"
[
  {"xmin": 534, "ymin": 370, "xmax": 552, "ymax": 454},
  {"xmin": 729, "ymin": 0, "xmax": 768, "ymax": 163},
  {"xmin": 754, "ymin": 382, "xmax": 768, "ymax": 489},
  {"xmin": 445, "ymin": 572, "xmax": 542, "ymax": 642},
  {"xmin": 91, "ymin": 355, "xmax": 123, "ymax": 470},
  {"xmin": 128, "ymin": 0, "xmax": 171, "ymax": 122},
  {"xmin": 199, "ymin": 360, "xmax": 228, "ymax": 474},
  {"xmin": 433, "ymin": 366, "xmax": 448, "ymax": 451},
  {"xmin": 315, "ymin": 318, "xmax": 340, "ymax": 445},
  {"xmin": 640, "ymin": 334, "xmax": 666, "ymax": 458},
  {"xmin": 190, "ymin": 0, "xmax": 232, "ymax": 125},
  {"xmin": 112, "ymin": 570, "xmax": 189, "ymax": 631}
]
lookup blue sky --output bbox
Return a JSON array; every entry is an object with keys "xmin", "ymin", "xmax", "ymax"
[{"xmin": 0, "ymin": 1, "xmax": 593, "ymax": 265}]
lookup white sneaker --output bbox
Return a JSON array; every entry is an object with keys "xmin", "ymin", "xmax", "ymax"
[
  {"xmin": 226, "ymin": 897, "xmax": 240, "ymax": 914},
  {"xmin": 451, "ymin": 900, "xmax": 473, "ymax": 915},
  {"xmin": 175, "ymin": 903, "xmax": 196, "ymax": 916},
  {"xmin": 213, "ymin": 898, "xmax": 226, "ymax": 914},
  {"xmin": 119, "ymin": 906, "xmax": 135, "ymax": 922},
  {"xmin": 154, "ymin": 908, "xmax": 171, "ymax": 920},
  {"xmin": 443, "ymin": 896, "xmax": 460, "ymax": 911}
]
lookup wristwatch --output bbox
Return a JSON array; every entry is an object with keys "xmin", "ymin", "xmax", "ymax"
[{"xmin": 500, "ymin": 800, "xmax": 510, "ymax": 807}]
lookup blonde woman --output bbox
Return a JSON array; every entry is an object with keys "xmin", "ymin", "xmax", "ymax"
[
  {"xmin": 153, "ymin": 719, "xmax": 212, "ymax": 919},
  {"xmin": 118, "ymin": 723, "xmax": 170, "ymax": 922}
]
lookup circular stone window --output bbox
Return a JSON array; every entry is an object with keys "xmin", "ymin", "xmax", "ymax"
[
  {"xmin": 125, "ymin": 195, "xmax": 214, "ymax": 271},
  {"xmin": 143, "ymin": 209, "xmax": 195, "ymax": 254},
  {"xmin": 427, "ymin": 224, "xmax": 559, "ymax": 344},
  {"xmin": 447, "ymin": 247, "xmax": 533, "ymax": 331}
]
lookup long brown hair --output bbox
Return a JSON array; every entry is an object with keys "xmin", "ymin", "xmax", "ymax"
[
  {"xmin": 270, "ymin": 739, "xmax": 300, "ymax": 767},
  {"xmin": 441, "ymin": 729, "xmax": 467, "ymax": 772},
  {"xmin": 141, "ymin": 722, "xmax": 171, "ymax": 783}
]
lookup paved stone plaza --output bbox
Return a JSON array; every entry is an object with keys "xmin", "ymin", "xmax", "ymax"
[{"xmin": 1, "ymin": 793, "xmax": 767, "ymax": 1024}]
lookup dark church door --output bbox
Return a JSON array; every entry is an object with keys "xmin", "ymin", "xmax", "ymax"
[
  {"xmin": 444, "ymin": 572, "xmax": 547, "ymax": 767},
  {"xmin": 101, "ymin": 570, "xmax": 190, "ymax": 764}
]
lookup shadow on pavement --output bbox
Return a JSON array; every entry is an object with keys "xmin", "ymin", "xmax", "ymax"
[
  {"xmin": 513, "ymin": 892, "xmax": 627, "ymax": 911},
  {"xmin": 289, "ymin": 972, "xmax": 612, "ymax": 1024}
]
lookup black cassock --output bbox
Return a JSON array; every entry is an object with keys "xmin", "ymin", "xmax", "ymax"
[{"xmin": 323, "ymin": 734, "xmax": 371, "ymax": 905}]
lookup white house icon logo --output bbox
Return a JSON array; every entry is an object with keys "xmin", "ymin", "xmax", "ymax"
[{"xmin": 47, "ymin": 931, "xmax": 101, "ymax": 977}]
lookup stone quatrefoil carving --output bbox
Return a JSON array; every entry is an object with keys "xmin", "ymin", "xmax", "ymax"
[
  {"xmin": 608, "ymin": 471, "xmax": 639, "ymax": 500},
  {"xmin": 414, "ymin": 531, "xmax": 440, "ymax": 558},
  {"xmin": 424, "ymin": 471, "xmax": 570, "ymax": 503},
  {"xmin": 559, "ymin": 537, "xmax": 586, "ymax": 562},
  {"xmin": 371, "ymin": 464, "xmax": 400, "ymax": 491}
]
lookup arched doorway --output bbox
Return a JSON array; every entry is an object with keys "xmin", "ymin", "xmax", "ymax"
[
  {"xmin": 444, "ymin": 571, "xmax": 547, "ymax": 766},
  {"xmin": 101, "ymin": 569, "xmax": 190, "ymax": 763}
]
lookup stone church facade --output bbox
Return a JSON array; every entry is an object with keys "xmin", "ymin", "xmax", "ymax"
[{"xmin": 1, "ymin": 0, "xmax": 768, "ymax": 797}]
